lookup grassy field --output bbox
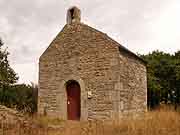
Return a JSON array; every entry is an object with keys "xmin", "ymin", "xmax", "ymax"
[{"xmin": 0, "ymin": 108, "xmax": 180, "ymax": 135}]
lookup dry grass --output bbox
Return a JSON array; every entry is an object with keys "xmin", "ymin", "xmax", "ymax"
[
  {"xmin": 33, "ymin": 115, "xmax": 65, "ymax": 126},
  {"xmin": 0, "ymin": 108, "xmax": 180, "ymax": 135}
]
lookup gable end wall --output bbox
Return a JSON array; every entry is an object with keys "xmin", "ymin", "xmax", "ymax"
[{"xmin": 38, "ymin": 23, "xmax": 147, "ymax": 120}]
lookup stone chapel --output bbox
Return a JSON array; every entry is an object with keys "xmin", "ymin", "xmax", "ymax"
[{"xmin": 38, "ymin": 6, "xmax": 147, "ymax": 120}]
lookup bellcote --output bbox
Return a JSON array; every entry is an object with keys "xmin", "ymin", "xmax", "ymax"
[{"xmin": 66, "ymin": 6, "xmax": 81, "ymax": 24}]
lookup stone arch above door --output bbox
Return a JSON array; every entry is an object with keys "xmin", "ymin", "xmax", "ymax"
[{"xmin": 58, "ymin": 75, "xmax": 87, "ymax": 120}]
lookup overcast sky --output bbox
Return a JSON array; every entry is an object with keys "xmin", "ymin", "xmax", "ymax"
[{"xmin": 0, "ymin": 0, "xmax": 180, "ymax": 84}]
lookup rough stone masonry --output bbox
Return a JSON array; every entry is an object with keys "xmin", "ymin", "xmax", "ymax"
[{"xmin": 38, "ymin": 6, "xmax": 147, "ymax": 121}]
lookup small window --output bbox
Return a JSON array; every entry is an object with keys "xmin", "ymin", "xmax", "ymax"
[{"xmin": 70, "ymin": 8, "xmax": 74, "ymax": 20}]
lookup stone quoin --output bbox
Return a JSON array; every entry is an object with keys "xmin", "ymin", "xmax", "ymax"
[{"xmin": 38, "ymin": 6, "xmax": 147, "ymax": 120}]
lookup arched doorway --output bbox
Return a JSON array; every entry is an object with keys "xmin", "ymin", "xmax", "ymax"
[{"xmin": 66, "ymin": 80, "xmax": 81, "ymax": 120}]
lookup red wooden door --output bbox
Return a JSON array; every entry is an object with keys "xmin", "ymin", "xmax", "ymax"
[{"xmin": 66, "ymin": 81, "xmax": 81, "ymax": 120}]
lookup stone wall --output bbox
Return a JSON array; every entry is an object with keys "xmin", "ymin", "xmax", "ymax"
[
  {"xmin": 0, "ymin": 105, "xmax": 24, "ymax": 123},
  {"xmin": 114, "ymin": 47, "xmax": 147, "ymax": 119},
  {"xmin": 38, "ymin": 22, "xmax": 147, "ymax": 120}
]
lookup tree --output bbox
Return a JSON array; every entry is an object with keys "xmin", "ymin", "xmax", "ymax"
[
  {"xmin": 0, "ymin": 38, "xmax": 38, "ymax": 113},
  {"xmin": 140, "ymin": 50, "xmax": 180, "ymax": 110},
  {"xmin": 0, "ymin": 38, "xmax": 18, "ymax": 85},
  {"xmin": 0, "ymin": 38, "xmax": 18, "ymax": 105},
  {"xmin": 173, "ymin": 51, "xmax": 180, "ymax": 110}
]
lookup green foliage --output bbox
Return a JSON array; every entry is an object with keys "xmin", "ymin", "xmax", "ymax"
[
  {"xmin": 0, "ymin": 38, "xmax": 37, "ymax": 113},
  {"xmin": 0, "ymin": 84, "xmax": 38, "ymax": 113},
  {"xmin": 140, "ymin": 50, "xmax": 180, "ymax": 110},
  {"xmin": 0, "ymin": 38, "xmax": 18, "ymax": 85}
]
